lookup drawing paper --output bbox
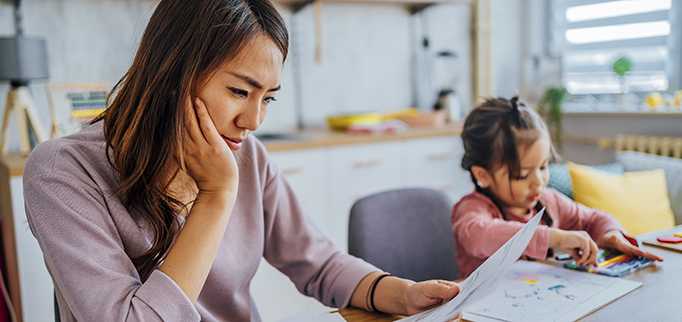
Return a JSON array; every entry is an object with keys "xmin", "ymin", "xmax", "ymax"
[
  {"xmin": 463, "ymin": 260, "xmax": 642, "ymax": 322},
  {"xmin": 396, "ymin": 208, "xmax": 545, "ymax": 322}
]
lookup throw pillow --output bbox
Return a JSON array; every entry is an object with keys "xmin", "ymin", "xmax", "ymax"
[
  {"xmin": 547, "ymin": 162, "xmax": 624, "ymax": 199},
  {"xmin": 567, "ymin": 161, "xmax": 675, "ymax": 236},
  {"xmin": 616, "ymin": 151, "xmax": 682, "ymax": 226}
]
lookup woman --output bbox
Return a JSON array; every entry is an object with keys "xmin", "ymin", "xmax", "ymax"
[{"xmin": 23, "ymin": 0, "xmax": 462, "ymax": 321}]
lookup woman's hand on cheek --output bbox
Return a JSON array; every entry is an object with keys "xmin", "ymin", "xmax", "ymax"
[
  {"xmin": 404, "ymin": 280, "xmax": 460, "ymax": 317},
  {"xmin": 185, "ymin": 97, "xmax": 239, "ymax": 194}
]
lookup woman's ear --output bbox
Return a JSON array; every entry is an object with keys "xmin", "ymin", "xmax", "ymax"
[{"xmin": 471, "ymin": 165, "xmax": 491, "ymax": 189}]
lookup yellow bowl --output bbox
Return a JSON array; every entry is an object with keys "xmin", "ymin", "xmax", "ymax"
[{"xmin": 326, "ymin": 112, "xmax": 383, "ymax": 131}]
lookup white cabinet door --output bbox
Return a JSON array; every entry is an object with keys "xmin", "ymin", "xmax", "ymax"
[
  {"xmin": 251, "ymin": 148, "xmax": 332, "ymax": 322},
  {"xmin": 404, "ymin": 136, "xmax": 473, "ymax": 203},
  {"xmin": 250, "ymin": 259, "xmax": 332, "ymax": 322},
  {"xmin": 268, "ymin": 148, "xmax": 329, "ymax": 237},
  {"xmin": 328, "ymin": 141, "xmax": 404, "ymax": 252}
]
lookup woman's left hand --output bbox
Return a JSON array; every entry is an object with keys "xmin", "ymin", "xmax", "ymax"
[
  {"xmin": 404, "ymin": 280, "xmax": 461, "ymax": 320},
  {"xmin": 602, "ymin": 230, "xmax": 664, "ymax": 262}
]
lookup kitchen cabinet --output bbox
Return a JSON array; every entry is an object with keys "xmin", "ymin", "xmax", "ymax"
[{"xmin": 328, "ymin": 141, "xmax": 404, "ymax": 252}]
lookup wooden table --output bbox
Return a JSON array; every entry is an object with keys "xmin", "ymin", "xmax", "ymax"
[{"xmin": 339, "ymin": 239, "xmax": 682, "ymax": 321}]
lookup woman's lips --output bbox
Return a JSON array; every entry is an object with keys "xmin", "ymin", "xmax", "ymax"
[
  {"xmin": 222, "ymin": 136, "xmax": 243, "ymax": 151},
  {"xmin": 529, "ymin": 194, "xmax": 541, "ymax": 201}
]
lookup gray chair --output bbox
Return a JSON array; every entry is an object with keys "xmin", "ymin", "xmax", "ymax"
[{"xmin": 348, "ymin": 188, "xmax": 459, "ymax": 282}]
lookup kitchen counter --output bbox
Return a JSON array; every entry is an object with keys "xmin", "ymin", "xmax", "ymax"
[{"xmin": 261, "ymin": 121, "xmax": 464, "ymax": 152}]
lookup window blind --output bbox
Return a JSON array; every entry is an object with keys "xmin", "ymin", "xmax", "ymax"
[{"xmin": 550, "ymin": 0, "xmax": 679, "ymax": 95}]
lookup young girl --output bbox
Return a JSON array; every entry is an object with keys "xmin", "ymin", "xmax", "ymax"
[
  {"xmin": 451, "ymin": 96, "xmax": 663, "ymax": 278},
  {"xmin": 23, "ymin": 0, "xmax": 462, "ymax": 321}
]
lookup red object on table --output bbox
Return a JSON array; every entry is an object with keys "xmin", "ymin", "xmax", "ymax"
[{"xmin": 657, "ymin": 235, "xmax": 682, "ymax": 244}]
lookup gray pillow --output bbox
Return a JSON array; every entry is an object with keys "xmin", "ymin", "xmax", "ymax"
[{"xmin": 616, "ymin": 151, "xmax": 682, "ymax": 225}]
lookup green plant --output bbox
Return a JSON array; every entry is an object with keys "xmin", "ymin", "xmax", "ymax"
[
  {"xmin": 612, "ymin": 56, "xmax": 631, "ymax": 93},
  {"xmin": 538, "ymin": 86, "xmax": 568, "ymax": 152}
]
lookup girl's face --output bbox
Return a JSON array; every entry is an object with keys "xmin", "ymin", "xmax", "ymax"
[
  {"xmin": 196, "ymin": 34, "xmax": 283, "ymax": 151},
  {"xmin": 483, "ymin": 134, "xmax": 551, "ymax": 216}
]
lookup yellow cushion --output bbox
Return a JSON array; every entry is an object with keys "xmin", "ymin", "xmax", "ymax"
[{"xmin": 567, "ymin": 161, "xmax": 675, "ymax": 236}]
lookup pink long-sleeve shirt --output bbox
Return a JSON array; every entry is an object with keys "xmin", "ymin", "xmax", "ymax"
[
  {"xmin": 450, "ymin": 189, "xmax": 625, "ymax": 278},
  {"xmin": 23, "ymin": 122, "xmax": 378, "ymax": 322}
]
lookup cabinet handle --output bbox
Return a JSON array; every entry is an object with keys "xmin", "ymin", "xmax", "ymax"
[
  {"xmin": 428, "ymin": 151, "xmax": 455, "ymax": 160},
  {"xmin": 354, "ymin": 158, "xmax": 383, "ymax": 168},
  {"xmin": 280, "ymin": 166, "xmax": 303, "ymax": 175},
  {"xmin": 431, "ymin": 182, "xmax": 454, "ymax": 191}
]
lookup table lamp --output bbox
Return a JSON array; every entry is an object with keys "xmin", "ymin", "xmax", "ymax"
[{"xmin": 0, "ymin": 0, "xmax": 49, "ymax": 156}]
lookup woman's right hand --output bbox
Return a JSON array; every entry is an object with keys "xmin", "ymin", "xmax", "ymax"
[
  {"xmin": 549, "ymin": 228, "xmax": 599, "ymax": 266},
  {"xmin": 184, "ymin": 97, "xmax": 239, "ymax": 195}
]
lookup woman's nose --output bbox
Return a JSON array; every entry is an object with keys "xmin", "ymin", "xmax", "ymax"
[{"xmin": 236, "ymin": 101, "xmax": 262, "ymax": 131}]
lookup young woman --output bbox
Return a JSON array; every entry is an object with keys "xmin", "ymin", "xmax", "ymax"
[
  {"xmin": 451, "ymin": 97, "xmax": 663, "ymax": 278},
  {"xmin": 23, "ymin": 0, "xmax": 462, "ymax": 321}
]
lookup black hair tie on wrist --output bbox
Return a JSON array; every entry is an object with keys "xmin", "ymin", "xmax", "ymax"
[{"xmin": 370, "ymin": 274, "xmax": 391, "ymax": 314}]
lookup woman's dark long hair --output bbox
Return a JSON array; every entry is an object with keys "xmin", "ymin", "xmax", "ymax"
[{"xmin": 93, "ymin": 0, "xmax": 288, "ymax": 281}]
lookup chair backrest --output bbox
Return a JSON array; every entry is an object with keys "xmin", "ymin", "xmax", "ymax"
[{"xmin": 348, "ymin": 188, "xmax": 459, "ymax": 282}]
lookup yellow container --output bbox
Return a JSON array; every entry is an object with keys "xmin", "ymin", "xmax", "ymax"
[{"xmin": 326, "ymin": 112, "xmax": 383, "ymax": 131}]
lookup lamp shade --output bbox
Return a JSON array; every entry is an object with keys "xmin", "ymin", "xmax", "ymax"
[{"xmin": 0, "ymin": 36, "xmax": 49, "ymax": 82}]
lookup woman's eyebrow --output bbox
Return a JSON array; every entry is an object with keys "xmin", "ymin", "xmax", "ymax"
[{"xmin": 228, "ymin": 72, "xmax": 281, "ymax": 92}]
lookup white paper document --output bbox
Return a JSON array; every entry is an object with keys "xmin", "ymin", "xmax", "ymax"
[
  {"xmin": 463, "ymin": 260, "xmax": 641, "ymax": 322},
  {"xmin": 396, "ymin": 208, "xmax": 545, "ymax": 322}
]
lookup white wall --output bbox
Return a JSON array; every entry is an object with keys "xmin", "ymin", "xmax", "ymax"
[
  {"xmin": 489, "ymin": 0, "xmax": 522, "ymax": 99},
  {"xmin": 0, "ymin": 1, "xmax": 473, "ymax": 147}
]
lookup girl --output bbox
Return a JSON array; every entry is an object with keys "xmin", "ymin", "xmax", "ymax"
[
  {"xmin": 23, "ymin": 0, "xmax": 462, "ymax": 321},
  {"xmin": 451, "ymin": 96, "xmax": 662, "ymax": 278}
]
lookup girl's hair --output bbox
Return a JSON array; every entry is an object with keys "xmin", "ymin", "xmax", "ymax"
[
  {"xmin": 93, "ymin": 0, "xmax": 289, "ymax": 281},
  {"xmin": 461, "ymin": 96, "xmax": 558, "ymax": 188},
  {"xmin": 461, "ymin": 96, "xmax": 557, "ymax": 224}
]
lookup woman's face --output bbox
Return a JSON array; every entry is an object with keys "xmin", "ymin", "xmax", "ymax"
[{"xmin": 196, "ymin": 34, "xmax": 283, "ymax": 151}]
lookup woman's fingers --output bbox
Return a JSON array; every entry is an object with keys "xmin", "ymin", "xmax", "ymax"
[
  {"xmin": 405, "ymin": 280, "xmax": 460, "ymax": 315},
  {"xmin": 446, "ymin": 311, "xmax": 464, "ymax": 322},
  {"xmin": 192, "ymin": 98, "xmax": 224, "ymax": 147}
]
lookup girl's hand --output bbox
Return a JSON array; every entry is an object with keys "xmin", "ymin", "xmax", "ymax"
[
  {"xmin": 403, "ymin": 280, "xmax": 461, "ymax": 319},
  {"xmin": 549, "ymin": 228, "xmax": 599, "ymax": 266},
  {"xmin": 602, "ymin": 230, "xmax": 664, "ymax": 262},
  {"xmin": 184, "ymin": 97, "xmax": 239, "ymax": 194}
]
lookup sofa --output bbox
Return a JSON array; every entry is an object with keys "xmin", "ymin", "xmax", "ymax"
[{"xmin": 547, "ymin": 151, "xmax": 682, "ymax": 234}]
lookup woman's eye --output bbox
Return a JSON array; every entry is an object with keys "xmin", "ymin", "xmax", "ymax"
[
  {"xmin": 264, "ymin": 97, "xmax": 277, "ymax": 104},
  {"xmin": 231, "ymin": 88, "xmax": 248, "ymax": 98},
  {"xmin": 516, "ymin": 175, "xmax": 529, "ymax": 180}
]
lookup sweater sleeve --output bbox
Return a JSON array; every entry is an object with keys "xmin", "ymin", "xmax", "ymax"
[
  {"xmin": 451, "ymin": 196, "xmax": 551, "ymax": 261},
  {"xmin": 24, "ymin": 171, "xmax": 200, "ymax": 322},
  {"xmin": 260, "ymin": 159, "xmax": 379, "ymax": 309},
  {"xmin": 546, "ymin": 189, "xmax": 626, "ymax": 247}
]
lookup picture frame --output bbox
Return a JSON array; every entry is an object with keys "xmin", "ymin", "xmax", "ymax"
[{"xmin": 45, "ymin": 81, "xmax": 109, "ymax": 138}]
